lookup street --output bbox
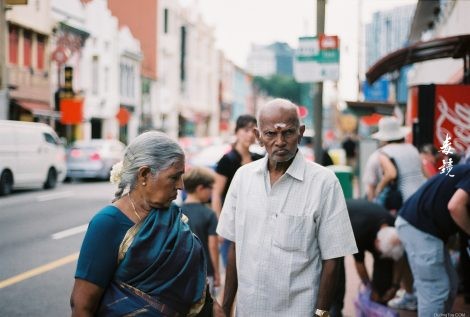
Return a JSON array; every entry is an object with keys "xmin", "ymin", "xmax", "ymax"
[
  {"xmin": 0, "ymin": 181, "xmax": 115, "ymax": 317},
  {"xmin": 1, "ymin": 181, "xmax": 469, "ymax": 317}
]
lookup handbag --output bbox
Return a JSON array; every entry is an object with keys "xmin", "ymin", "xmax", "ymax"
[
  {"xmin": 383, "ymin": 157, "xmax": 403, "ymax": 211},
  {"xmin": 354, "ymin": 287, "xmax": 399, "ymax": 317}
]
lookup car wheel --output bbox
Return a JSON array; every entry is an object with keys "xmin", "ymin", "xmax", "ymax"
[
  {"xmin": 44, "ymin": 168, "xmax": 58, "ymax": 189},
  {"xmin": 0, "ymin": 170, "xmax": 13, "ymax": 196}
]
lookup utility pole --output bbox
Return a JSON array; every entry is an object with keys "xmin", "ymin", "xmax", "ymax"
[
  {"xmin": 313, "ymin": 0, "xmax": 326, "ymax": 163},
  {"xmin": 0, "ymin": 0, "xmax": 8, "ymax": 120}
]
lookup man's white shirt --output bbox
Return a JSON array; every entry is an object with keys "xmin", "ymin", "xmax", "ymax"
[{"xmin": 217, "ymin": 151, "xmax": 358, "ymax": 317}]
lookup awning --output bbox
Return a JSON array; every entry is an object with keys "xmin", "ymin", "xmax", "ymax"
[
  {"xmin": 18, "ymin": 100, "xmax": 60, "ymax": 118},
  {"xmin": 366, "ymin": 34, "xmax": 470, "ymax": 84},
  {"xmin": 345, "ymin": 101, "xmax": 395, "ymax": 116}
]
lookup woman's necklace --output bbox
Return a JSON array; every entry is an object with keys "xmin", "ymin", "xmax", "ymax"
[{"xmin": 127, "ymin": 192, "xmax": 142, "ymax": 222}]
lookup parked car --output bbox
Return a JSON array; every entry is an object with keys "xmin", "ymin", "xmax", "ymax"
[
  {"xmin": 66, "ymin": 139, "xmax": 125, "ymax": 181},
  {"xmin": 0, "ymin": 120, "xmax": 66, "ymax": 196}
]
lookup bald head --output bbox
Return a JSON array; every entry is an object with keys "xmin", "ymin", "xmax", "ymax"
[{"xmin": 257, "ymin": 98, "xmax": 300, "ymax": 129}]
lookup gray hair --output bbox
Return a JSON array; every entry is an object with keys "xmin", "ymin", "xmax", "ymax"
[
  {"xmin": 113, "ymin": 131, "xmax": 184, "ymax": 201},
  {"xmin": 376, "ymin": 226, "xmax": 404, "ymax": 261}
]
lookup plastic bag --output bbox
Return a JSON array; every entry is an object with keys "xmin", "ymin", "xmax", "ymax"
[{"xmin": 354, "ymin": 287, "xmax": 399, "ymax": 317}]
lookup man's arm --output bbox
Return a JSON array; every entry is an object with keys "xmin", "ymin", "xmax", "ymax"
[
  {"xmin": 208, "ymin": 235, "xmax": 220, "ymax": 287},
  {"xmin": 222, "ymin": 242, "xmax": 237, "ymax": 317},
  {"xmin": 353, "ymin": 260, "xmax": 370, "ymax": 286},
  {"xmin": 211, "ymin": 173, "xmax": 227, "ymax": 217},
  {"xmin": 315, "ymin": 257, "xmax": 340, "ymax": 311},
  {"xmin": 448, "ymin": 189, "xmax": 470, "ymax": 235}
]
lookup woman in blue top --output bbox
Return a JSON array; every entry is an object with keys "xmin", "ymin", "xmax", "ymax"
[{"xmin": 70, "ymin": 131, "xmax": 224, "ymax": 317}]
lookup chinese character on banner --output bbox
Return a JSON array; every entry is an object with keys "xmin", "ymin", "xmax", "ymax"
[{"xmin": 438, "ymin": 133, "xmax": 455, "ymax": 177}]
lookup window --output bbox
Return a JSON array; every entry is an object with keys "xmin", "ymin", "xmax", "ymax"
[
  {"xmin": 104, "ymin": 66, "xmax": 109, "ymax": 93},
  {"xmin": 8, "ymin": 25, "xmax": 19, "ymax": 64},
  {"xmin": 23, "ymin": 30, "xmax": 32, "ymax": 67},
  {"xmin": 164, "ymin": 8, "xmax": 169, "ymax": 34},
  {"xmin": 120, "ymin": 63, "xmax": 125, "ymax": 95},
  {"xmin": 92, "ymin": 56, "xmax": 99, "ymax": 95},
  {"xmin": 129, "ymin": 65, "xmax": 135, "ymax": 98},
  {"xmin": 37, "ymin": 34, "xmax": 45, "ymax": 70},
  {"xmin": 43, "ymin": 133, "xmax": 58, "ymax": 145}
]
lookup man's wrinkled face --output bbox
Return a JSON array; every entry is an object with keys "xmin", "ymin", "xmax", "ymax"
[{"xmin": 256, "ymin": 111, "xmax": 304, "ymax": 163}]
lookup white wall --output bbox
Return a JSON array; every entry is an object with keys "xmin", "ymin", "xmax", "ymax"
[
  {"xmin": 118, "ymin": 26, "xmax": 142, "ymax": 142},
  {"xmin": 408, "ymin": 0, "xmax": 470, "ymax": 85},
  {"xmin": 8, "ymin": 0, "xmax": 51, "ymax": 34},
  {"xmin": 81, "ymin": 0, "xmax": 120, "ymax": 139}
]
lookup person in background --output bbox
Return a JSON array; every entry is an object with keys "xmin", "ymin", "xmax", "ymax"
[
  {"xmin": 212, "ymin": 114, "xmax": 263, "ymax": 267},
  {"xmin": 371, "ymin": 117, "xmax": 426, "ymax": 211},
  {"xmin": 182, "ymin": 167, "xmax": 220, "ymax": 296},
  {"xmin": 363, "ymin": 146, "xmax": 384, "ymax": 202},
  {"xmin": 330, "ymin": 199, "xmax": 415, "ymax": 316},
  {"xmin": 70, "ymin": 131, "xmax": 224, "ymax": 317},
  {"xmin": 217, "ymin": 98, "xmax": 358, "ymax": 317},
  {"xmin": 395, "ymin": 164, "xmax": 470, "ymax": 317},
  {"xmin": 420, "ymin": 143, "xmax": 439, "ymax": 178},
  {"xmin": 342, "ymin": 134, "xmax": 357, "ymax": 169}
]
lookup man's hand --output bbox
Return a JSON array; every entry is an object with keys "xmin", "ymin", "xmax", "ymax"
[
  {"xmin": 370, "ymin": 289, "xmax": 381, "ymax": 303},
  {"xmin": 380, "ymin": 286, "xmax": 399, "ymax": 303},
  {"xmin": 214, "ymin": 271, "xmax": 221, "ymax": 287},
  {"xmin": 213, "ymin": 299, "xmax": 226, "ymax": 317}
]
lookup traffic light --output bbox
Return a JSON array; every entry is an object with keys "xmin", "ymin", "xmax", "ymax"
[{"xmin": 61, "ymin": 66, "xmax": 74, "ymax": 99}]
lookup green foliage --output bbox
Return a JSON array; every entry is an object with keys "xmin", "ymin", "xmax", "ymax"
[{"xmin": 253, "ymin": 75, "xmax": 302, "ymax": 104}]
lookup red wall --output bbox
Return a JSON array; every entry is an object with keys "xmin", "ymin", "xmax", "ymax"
[{"xmin": 108, "ymin": 0, "xmax": 158, "ymax": 80}]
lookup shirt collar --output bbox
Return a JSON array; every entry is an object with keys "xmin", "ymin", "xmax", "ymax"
[{"xmin": 255, "ymin": 150, "xmax": 305, "ymax": 181}]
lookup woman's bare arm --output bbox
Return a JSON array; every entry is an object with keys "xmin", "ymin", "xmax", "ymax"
[{"xmin": 70, "ymin": 279, "xmax": 104, "ymax": 317}]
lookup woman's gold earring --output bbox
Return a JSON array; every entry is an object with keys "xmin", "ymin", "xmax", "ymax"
[{"xmin": 142, "ymin": 182, "xmax": 146, "ymax": 186}]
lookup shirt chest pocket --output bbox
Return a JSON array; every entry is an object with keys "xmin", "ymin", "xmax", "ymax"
[{"xmin": 272, "ymin": 213, "xmax": 315, "ymax": 252}]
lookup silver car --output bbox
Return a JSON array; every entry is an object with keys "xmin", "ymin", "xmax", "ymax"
[{"xmin": 66, "ymin": 139, "xmax": 125, "ymax": 180}]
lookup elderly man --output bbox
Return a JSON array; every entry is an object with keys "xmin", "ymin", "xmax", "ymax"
[
  {"xmin": 396, "ymin": 164, "xmax": 470, "ymax": 317},
  {"xmin": 217, "ymin": 98, "xmax": 357, "ymax": 317}
]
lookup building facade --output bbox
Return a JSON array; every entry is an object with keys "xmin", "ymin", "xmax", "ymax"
[
  {"xmin": 118, "ymin": 26, "xmax": 142, "ymax": 144},
  {"xmin": 6, "ymin": 0, "xmax": 53, "ymax": 123},
  {"xmin": 246, "ymin": 42, "xmax": 294, "ymax": 78},
  {"xmin": 365, "ymin": 4, "xmax": 415, "ymax": 68}
]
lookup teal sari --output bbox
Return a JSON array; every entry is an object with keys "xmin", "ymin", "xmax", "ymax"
[{"xmin": 97, "ymin": 204, "xmax": 207, "ymax": 316}]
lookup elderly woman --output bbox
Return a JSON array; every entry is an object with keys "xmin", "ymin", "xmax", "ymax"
[{"xmin": 70, "ymin": 131, "xmax": 223, "ymax": 317}]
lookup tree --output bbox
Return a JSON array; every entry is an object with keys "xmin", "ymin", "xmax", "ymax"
[{"xmin": 253, "ymin": 75, "xmax": 302, "ymax": 104}]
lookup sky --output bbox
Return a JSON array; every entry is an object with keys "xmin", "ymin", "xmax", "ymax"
[{"xmin": 192, "ymin": 0, "xmax": 417, "ymax": 67}]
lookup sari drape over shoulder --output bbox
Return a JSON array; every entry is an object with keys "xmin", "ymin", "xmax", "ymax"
[{"xmin": 98, "ymin": 204, "xmax": 207, "ymax": 317}]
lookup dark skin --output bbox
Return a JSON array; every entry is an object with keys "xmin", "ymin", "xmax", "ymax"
[
  {"xmin": 221, "ymin": 99, "xmax": 340, "ymax": 314},
  {"xmin": 222, "ymin": 243, "xmax": 238, "ymax": 316}
]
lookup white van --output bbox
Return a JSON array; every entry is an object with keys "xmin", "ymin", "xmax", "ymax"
[{"xmin": 0, "ymin": 120, "xmax": 67, "ymax": 196}]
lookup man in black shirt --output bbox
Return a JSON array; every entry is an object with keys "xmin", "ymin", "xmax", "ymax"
[{"xmin": 330, "ymin": 199, "xmax": 414, "ymax": 316}]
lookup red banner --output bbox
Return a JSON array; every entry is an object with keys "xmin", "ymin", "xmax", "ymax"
[
  {"xmin": 116, "ymin": 107, "xmax": 130, "ymax": 127},
  {"xmin": 60, "ymin": 98, "xmax": 83, "ymax": 125},
  {"xmin": 434, "ymin": 85, "xmax": 470, "ymax": 154}
]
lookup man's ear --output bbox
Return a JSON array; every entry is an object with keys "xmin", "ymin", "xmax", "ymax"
[
  {"xmin": 298, "ymin": 125, "xmax": 306, "ymax": 144},
  {"xmin": 255, "ymin": 128, "xmax": 263, "ymax": 146}
]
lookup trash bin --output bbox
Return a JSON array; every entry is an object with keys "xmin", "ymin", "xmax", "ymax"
[{"xmin": 327, "ymin": 165, "xmax": 353, "ymax": 199}]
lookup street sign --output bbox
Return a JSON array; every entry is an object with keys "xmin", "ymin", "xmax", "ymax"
[
  {"xmin": 363, "ymin": 78, "xmax": 389, "ymax": 102},
  {"xmin": 294, "ymin": 35, "xmax": 340, "ymax": 82}
]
